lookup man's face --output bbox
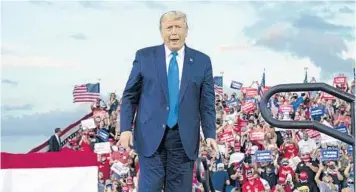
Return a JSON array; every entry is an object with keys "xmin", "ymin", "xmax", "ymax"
[{"xmin": 160, "ymin": 17, "xmax": 187, "ymax": 51}]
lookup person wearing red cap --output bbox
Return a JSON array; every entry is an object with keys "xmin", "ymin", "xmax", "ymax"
[
  {"xmin": 293, "ymin": 171, "xmax": 318, "ymax": 192},
  {"xmin": 271, "ymin": 176, "xmax": 292, "ymax": 192},
  {"xmin": 295, "ymin": 152, "xmax": 319, "ymax": 189}
]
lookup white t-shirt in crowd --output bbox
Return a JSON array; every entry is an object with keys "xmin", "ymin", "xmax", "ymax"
[{"xmin": 298, "ymin": 139, "xmax": 317, "ymax": 154}]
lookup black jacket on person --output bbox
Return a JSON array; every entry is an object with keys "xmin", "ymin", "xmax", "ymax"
[{"xmin": 48, "ymin": 134, "xmax": 61, "ymax": 152}]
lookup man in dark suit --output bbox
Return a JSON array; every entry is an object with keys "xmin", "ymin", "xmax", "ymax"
[
  {"xmin": 120, "ymin": 10, "xmax": 218, "ymax": 192},
  {"xmin": 48, "ymin": 128, "xmax": 62, "ymax": 152}
]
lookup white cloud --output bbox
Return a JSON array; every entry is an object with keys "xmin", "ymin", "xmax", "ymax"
[
  {"xmin": 0, "ymin": 1, "xmax": 339, "ymax": 116},
  {"xmin": 1, "ymin": 54, "xmax": 81, "ymax": 68}
]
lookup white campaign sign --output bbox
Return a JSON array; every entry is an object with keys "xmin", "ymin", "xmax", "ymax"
[
  {"xmin": 94, "ymin": 142, "xmax": 111, "ymax": 154},
  {"xmin": 111, "ymin": 161, "xmax": 129, "ymax": 175},
  {"xmin": 81, "ymin": 118, "xmax": 96, "ymax": 130}
]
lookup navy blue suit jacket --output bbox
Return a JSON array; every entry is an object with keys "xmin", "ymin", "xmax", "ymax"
[{"xmin": 120, "ymin": 44, "xmax": 216, "ymax": 160}]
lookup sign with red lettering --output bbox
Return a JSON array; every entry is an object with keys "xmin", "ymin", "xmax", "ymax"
[
  {"xmin": 333, "ymin": 76, "xmax": 347, "ymax": 86},
  {"xmin": 279, "ymin": 104, "xmax": 293, "ymax": 113},
  {"xmin": 250, "ymin": 130, "xmax": 265, "ymax": 141},
  {"xmin": 321, "ymin": 92, "xmax": 336, "ymax": 100},
  {"xmin": 236, "ymin": 119, "xmax": 248, "ymax": 131},
  {"xmin": 306, "ymin": 129, "xmax": 321, "ymax": 139},
  {"xmin": 219, "ymin": 131, "xmax": 235, "ymax": 143}
]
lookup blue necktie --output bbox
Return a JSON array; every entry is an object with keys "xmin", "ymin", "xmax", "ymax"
[{"xmin": 167, "ymin": 52, "xmax": 179, "ymax": 128}]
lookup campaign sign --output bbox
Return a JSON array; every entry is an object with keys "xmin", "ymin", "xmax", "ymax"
[
  {"xmin": 334, "ymin": 125, "xmax": 348, "ymax": 134},
  {"xmin": 255, "ymin": 150, "xmax": 273, "ymax": 163},
  {"xmin": 347, "ymin": 145, "xmax": 353, "ymax": 154},
  {"xmin": 228, "ymin": 99, "xmax": 239, "ymax": 106},
  {"xmin": 219, "ymin": 131, "xmax": 235, "ymax": 143},
  {"xmin": 98, "ymin": 129, "xmax": 109, "ymax": 142},
  {"xmin": 230, "ymin": 81, "xmax": 243, "ymax": 90},
  {"xmin": 245, "ymin": 97, "xmax": 257, "ymax": 104},
  {"xmin": 321, "ymin": 149, "xmax": 339, "ymax": 161},
  {"xmin": 311, "ymin": 107, "xmax": 324, "ymax": 119}
]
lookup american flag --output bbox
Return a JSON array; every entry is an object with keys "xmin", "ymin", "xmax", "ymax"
[
  {"xmin": 258, "ymin": 71, "xmax": 265, "ymax": 96},
  {"xmin": 213, "ymin": 76, "xmax": 223, "ymax": 95},
  {"xmin": 73, "ymin": 83, "xmax": 100, "ymax": 103}
]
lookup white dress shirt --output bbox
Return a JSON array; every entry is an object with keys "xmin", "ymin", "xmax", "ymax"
[
  {"xmin": 164, "ymin": 45, "xmax": 184, "ymax": 88},
  {"xmin": 55, "ymin": 134, "xmax": 60, "ymax": 144}
]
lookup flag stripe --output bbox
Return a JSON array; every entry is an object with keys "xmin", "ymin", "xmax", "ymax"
[
  {"xmin": 1, "ymin": 151, "xmax": 98, "ymax": 169},
  {"xmin": 1, "ymin": 166, "xmax": 98, "ymax": 192}
]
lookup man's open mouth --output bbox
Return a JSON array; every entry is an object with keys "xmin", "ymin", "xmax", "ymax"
[{"xmin": 170, "ymin": 38, "xmax": 179, "ymax": 43}]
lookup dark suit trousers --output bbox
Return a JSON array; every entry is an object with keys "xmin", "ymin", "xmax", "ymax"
[{"xmin": 138, "ymin": 125, "xmax": 194, "ymax": 192}]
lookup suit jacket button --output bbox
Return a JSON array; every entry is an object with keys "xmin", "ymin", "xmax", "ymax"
[
  {"xmin": 162, "ymin": 124, "xmax": 165, "ymax": 128},
  {"xmin": 166, "ymin": 107, "xmax": 169, "ymax": 111}
]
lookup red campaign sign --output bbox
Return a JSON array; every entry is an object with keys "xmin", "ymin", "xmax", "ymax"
[
  {"xmin": 238, "ymin": 119, "xmax": 248, "ymax": 129},
  {"xmin": 333, "ymin": 76, "xmax": 347, "ymax": 85},
  {"xmin": 306, "ymin": 129, "xmax": 321, "ymax": 139},
  {"xmin": 279, "ymin": 104, "xmax": 293, "ymax": 113},
  {"xmin": 249, "ymin": 130, "xmax": 265, "ymax": 141},
  {"xmin": 234, "ymin": 119, "xmax": 248, "ymax": 133},
  {"xmin": 241, "ymin": 102, "xmax": 255, "ymax": 113},
  {"xmin": 245, "ymin": 88, "xmax": 258, "ymax": 97},
  {"xmin": 321, "ymin": 92, "xmax": 336, "ymax": 100},
  {"xmin": 219, "ymin": 131, "xmax": 235, "ymax": 143}
]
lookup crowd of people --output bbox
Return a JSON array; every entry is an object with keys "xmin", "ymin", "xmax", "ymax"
[{"xmin": 52, "ymin": 76, "xmax": 354, "ymax": 192}]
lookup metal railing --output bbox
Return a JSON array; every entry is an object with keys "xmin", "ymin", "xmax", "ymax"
[{"xmin": 259, "ymin": 83, "xmax": 355, "ymax": 186}]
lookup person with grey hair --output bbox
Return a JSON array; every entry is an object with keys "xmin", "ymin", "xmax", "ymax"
[{"xmin": 120, "ymin": 10, "xmax": 217, "ymax": 191}]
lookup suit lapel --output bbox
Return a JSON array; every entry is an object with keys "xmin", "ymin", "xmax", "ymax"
[
  {"xmin": 155, "ymin": 44, "xmax": 169, "ymax": 102},
  {"xmin": 179, "ymin": 45, "xmax": 195, "ymax": 104}
]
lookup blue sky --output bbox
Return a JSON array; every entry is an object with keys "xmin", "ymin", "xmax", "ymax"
[{"xmin": 1, "ymin": 1, "xmax": 355, "ymax": 153}]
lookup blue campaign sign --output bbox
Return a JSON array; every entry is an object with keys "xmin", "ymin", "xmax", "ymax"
[
  {"xmin": 255, "ymin": 150, "xmax": 273, "ymax": 163},
  {"xmin": 228, "ymin": 99, "xmax": 239, "ymax": 106},
  {"xmin": 321, "ymin": 149, "xmax": 339, "ymax": 161},
  {"xmin": 98, "ymin": 129, "xmax": 109, "ymax": 142},
  {"xmin": 245, "ymin": 97, "xmax": 257, "ymax": 104},
  {"xmin": 347, "ymin": 145, "xmax": 353, "ymax": 154},
  {"xmin": 334, "ymin": 125, "xmax": 348, "ymax": 134},
  {"xmin": 230, "ymin": 81, "xmax": 243, "ymax": 90},
  {"xmin": 311, "ymin": 107, "xmax": 324, "ymax": 119}
]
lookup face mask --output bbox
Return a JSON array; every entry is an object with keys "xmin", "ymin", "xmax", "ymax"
[
  {"xmin": 281, "ymin": 161, "xmax": 289, "ymax": 166},
  {"xmin": 348, "ymin": 184, "xmax": 354, "ymax": 189}
]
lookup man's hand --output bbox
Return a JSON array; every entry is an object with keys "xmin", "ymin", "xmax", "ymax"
[
  {"xmin": 119, "ymin": 131, "xmax": 132, "ymax": 150},
  {"xmin": 206, "ymin": 138, "xmax": 218, "ymax": 157}
]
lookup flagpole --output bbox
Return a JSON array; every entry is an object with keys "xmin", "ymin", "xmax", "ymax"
[
  {"xmin": 304, "ymin": 67, "xmax": 308, "ymax": 83},
  {"xmin": 220, "ymin": 71, "xmax": 224, "ymax": 95}
]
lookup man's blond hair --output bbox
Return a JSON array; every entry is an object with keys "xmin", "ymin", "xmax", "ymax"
[{"xmin": 159, "ymin": 10, "xmax": 188, "ymax": 30}]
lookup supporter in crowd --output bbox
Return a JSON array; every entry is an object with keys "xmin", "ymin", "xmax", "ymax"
[{"xmin": 54, "ymin": 77, "xmax": 354, "ymax": 192}]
